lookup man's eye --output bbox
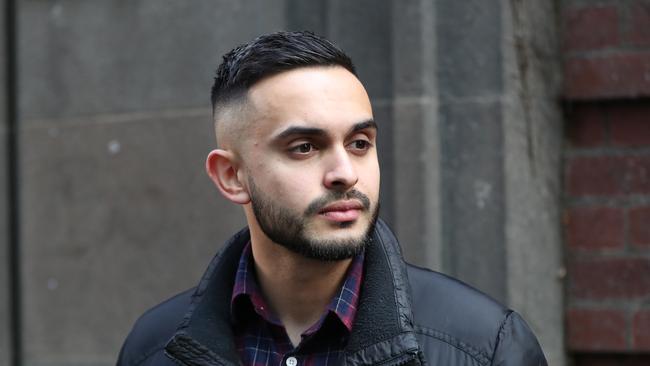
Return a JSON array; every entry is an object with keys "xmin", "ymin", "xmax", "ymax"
[
  {"xmin": 350, "ymin": 140, "xmax": 371, "ymax": 151},
  {"xmin": 355, "ymin": 140, "xmax": 369, "ymax": 149},
  {"xmin": 290, "ymin": 143, "xmax": 315, "ymax": 154}
]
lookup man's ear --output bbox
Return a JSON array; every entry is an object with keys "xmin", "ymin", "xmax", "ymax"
[{"xmin": 206, "ymin": 149, "xmax": 250, "ymax": 205}]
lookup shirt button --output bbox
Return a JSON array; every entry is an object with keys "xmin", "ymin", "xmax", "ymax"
[{"xmin": 286, "ymin": 356, "xmax": 298, "ymax": 366}]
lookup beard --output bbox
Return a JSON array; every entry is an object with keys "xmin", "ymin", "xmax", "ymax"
[{"xmin": 248, "ymin": 177, "xmax": 379, "ymax": 261}]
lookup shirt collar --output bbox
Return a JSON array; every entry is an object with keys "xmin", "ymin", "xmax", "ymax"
[
  {"xmin": 230, "ymin": 242, "xmax": 281, "ymax": 324},
  {"xmin": 230, "ymin": 241, "xmax": 365, "ymax": 332}
]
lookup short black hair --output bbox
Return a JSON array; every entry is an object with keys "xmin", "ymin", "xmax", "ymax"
[{"xmin": 211, "ymin": 31, "xmax": 356, "ymax": 112}]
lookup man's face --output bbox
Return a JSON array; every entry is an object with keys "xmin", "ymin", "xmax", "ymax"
[{"xmin": 239, "ymin": 66, "xmax": 380, "ymax": 261}]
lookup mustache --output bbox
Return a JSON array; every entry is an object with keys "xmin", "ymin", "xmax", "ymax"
[{"xmin": 304, "ymin": 189, "xmax": 371, "ymax": 216}]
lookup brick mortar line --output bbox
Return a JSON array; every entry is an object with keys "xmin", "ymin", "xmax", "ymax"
[
  {"xmin": 567, "ymin": 250, "xmax": 650, "ymax": 259},
  {"xmin": 567, "ymin": 299, "xmax": 650, "ymax": 311},
  {"xmin": 564, "ymin": 47, "xmax": 650, "ymax": 59},
  {"xmin": 620, "ymin": 0, "xmax": 630, "ymax": 55},
  {"xmin": 564, "ymin": 196, "xmax": 650, "ymax": 206},
  {"xmin": 627, "ymin": 308, "xmax": 633, "ymax": 348},
  {"xmin": 624, "ymin": 197, "xmax": 632, "ymax": 253},
  {"xmin": 564, "ymin": 148, "xmax": 650, "ymax": 157},
  {"xmin": 563, "ymin": 0, "xmax": 643, "ymax": 7}
]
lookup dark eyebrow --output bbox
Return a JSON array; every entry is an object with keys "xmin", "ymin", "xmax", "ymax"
[
  {"xmin": 348, "ymin": 119, "xmax": 377, "ymax": 134},
  {"xmin": 274, "ymin": 126, "xmax": 327, "ymax": 140},
  {"xmin": 273, "ymin": 119, "xmax": 377, "ymax": 141}
]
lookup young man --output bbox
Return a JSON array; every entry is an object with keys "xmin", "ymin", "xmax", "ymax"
[{"xmin": 118, "ymin": 31, "xmax": 547, "ymax": 366}]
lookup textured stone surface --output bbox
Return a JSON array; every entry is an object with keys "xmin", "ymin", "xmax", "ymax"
[
  {"xmin": 327, "ymin": 0, "xmax": 393, "ymax": 101},
  {"xmin": 436, "ymin": 0, "xmax": 565, "ymax": 363},
  {"xmin": 18, "ymin": 0, "xmax": 286, "ymax": 122},
  {"xmin": 372, "ymin": 102, "xmax": 396, "ymax": 228},
  {"xmin": 436, "ymin": 0, "xmax": 508, "ymax": 302},
  {"xmin": 285, "ymin": 0, "xmax": 328, "ymax": 35},
  {"xmin": 0, "ymin": 0, "xmax": 13, "ymax": 363},
  {"xmin": 439, "ymin": 100, "xmax": 507, "ymax": 302},
  {"xmin": 437, "ymin": 0, "xmax": 503, "ymax": 100},
  {"xmin": 0, "ymin": 125, "xmax": 10, "ymax": 365},
  {"xmin": 391, "ymin": 0, "xmax": 441, "ymax": 270},
  {"xmin": 17, "ymin": 2, "xmax": 285, "ymax": 364},
  {"xmin": 502, "ymin": 1, "xmax": 564, "ymax": 364},
  {"xmin": 392, "ymin": 0, "xmax": 436, "ymax": 98},
  {"xmin": 392, "ymin": 99, "xmax": 441, "ymax": 269},
  {"xmin": 20, "ymin": 112, "xmax": 247, "ymax": 364}
]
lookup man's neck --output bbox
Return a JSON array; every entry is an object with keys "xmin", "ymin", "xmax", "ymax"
[{"xmin": 250, "ymin": 237, "xmax": 353, "ymax": 347}]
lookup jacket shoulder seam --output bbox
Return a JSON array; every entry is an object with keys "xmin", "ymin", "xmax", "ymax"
[
  {"xmin": 413, "ymin": 324, "xmax": 491, "ymax": 365},
  {"xmin": 490, "ymin": 309, "xmax": 515, "ymax": 361}
]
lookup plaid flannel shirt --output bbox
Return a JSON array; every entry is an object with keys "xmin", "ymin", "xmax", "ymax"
[{"xmin": 231, "ymin": 242, "xmax": 364, "ymax": 366}]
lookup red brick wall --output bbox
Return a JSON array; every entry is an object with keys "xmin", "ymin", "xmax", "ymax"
[
  {"xmin": 563, "ymin": 1, "xmax": 650, "ymax": 99},
  {"xmin": 565, "ymin": 102, "xmax": 650, "ymax": 352},
  {"xmin": 563, "ymin": 1, "xmax": 650, "ymax": 364}
]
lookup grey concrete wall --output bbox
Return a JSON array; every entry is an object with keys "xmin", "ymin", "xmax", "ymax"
[
  {"xmin": 391, "ymin": 0, "xmax": 442, "ymax": 270},
  {"xmin": 0, "ymin": 137, "xmax": 10, "ymax": 366},
  {"xmin": 501, "ymin": 1, "xmax": 565, "ymax": 364},
  {"xmin": 17, "ymin": 1, "xmax": 284, "ymax": 364},
  {"xmin": 437, "ymin": 0, "xmax": 508, "ymax": 303},
  {"xmin": 388, "ymin": 0, "xmax": 565, "ymax": 363},
  {"xmin": 1, "ymin": 0, "xmax": 13, "ymax": 363}
]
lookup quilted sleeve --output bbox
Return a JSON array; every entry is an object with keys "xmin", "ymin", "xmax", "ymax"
[{"xmin": 491, "ymin": 311, "xmax": 548, "ymax": 366}]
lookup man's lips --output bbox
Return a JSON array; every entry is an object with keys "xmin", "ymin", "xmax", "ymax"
[{"xmin": 318, "ymin": 200, "xmax": 364, "ymax": 222}]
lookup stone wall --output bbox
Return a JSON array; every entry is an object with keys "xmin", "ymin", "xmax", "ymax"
[
  {"xmin": 17, "ymin": 1, "xmax": 283, "ymax": 364},
  {"xmin": 1, "ymin": 0, "xmax": 13, "ymax": 363}
]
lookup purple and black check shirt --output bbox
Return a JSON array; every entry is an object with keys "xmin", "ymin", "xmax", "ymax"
[{"xmin": 231, "ymin": 242, "xmax": 364, "ymax": 366}]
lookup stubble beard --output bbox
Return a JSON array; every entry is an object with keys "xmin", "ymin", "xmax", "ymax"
[{"xmin": 248, "ymin": 177, "xmax": 379, "ymax": 261}]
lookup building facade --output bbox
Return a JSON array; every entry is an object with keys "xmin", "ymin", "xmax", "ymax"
[{"xmin": 0, "ymin": 0, "xmax": 647, "ymax": 365}]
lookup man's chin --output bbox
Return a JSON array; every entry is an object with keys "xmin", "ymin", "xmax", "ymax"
[{"xmin": 295, "ymin": 236, "xmax": 368, "ymax": 261}]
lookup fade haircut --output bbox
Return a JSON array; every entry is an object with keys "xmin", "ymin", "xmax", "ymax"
[{"xmin": 210, "ymin": 31, "xmax": 356, "ymax": 124}]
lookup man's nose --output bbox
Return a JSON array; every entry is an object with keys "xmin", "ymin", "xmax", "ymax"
[{"xmin": 323, "ymin": 147, "xmax": 358, "ymax": 190}]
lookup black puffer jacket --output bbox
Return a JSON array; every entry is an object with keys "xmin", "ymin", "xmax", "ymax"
[{"xmin": 118, "ymin": 219, "xmax": 547, "ymax": 365}]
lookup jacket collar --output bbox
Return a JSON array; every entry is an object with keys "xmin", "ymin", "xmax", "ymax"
[{"xmin": 165, "ymin": 219, "xmax": 423, "ymax": 366}]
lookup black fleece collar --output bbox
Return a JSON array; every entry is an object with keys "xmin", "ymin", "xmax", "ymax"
[{"xmin": 165, "ymin": 219, "xmax": 422, "ymax": 366}]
